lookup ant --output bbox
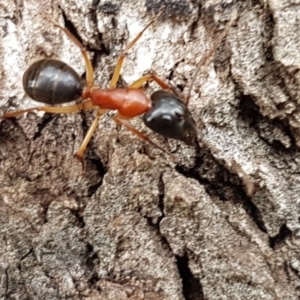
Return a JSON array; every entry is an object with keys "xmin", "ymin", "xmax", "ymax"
[
  {"xmin": 2, "ymin": 17, "xmax": 197, "ymax": 162},
  {"xmin": 2, "ymin": 13, "xmax": 234, "ymax": 163}
]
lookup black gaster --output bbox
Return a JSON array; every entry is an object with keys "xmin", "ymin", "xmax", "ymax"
[
  {"xmin": 23, "ymin": 59, "xmax": 83, "ymax": 105},
  {"xmin": 143, "ymin": 90, "xmax": 198, "ymax": 145}
]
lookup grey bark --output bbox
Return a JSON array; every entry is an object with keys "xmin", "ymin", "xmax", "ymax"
[{"xmin": 0, "ymin": 0, "xmax": 299, "ymax": 299}]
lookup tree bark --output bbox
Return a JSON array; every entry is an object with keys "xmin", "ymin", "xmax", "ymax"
[{"xmin": 1, "ymin": 0, "xmax": 300, "ymax": 299}]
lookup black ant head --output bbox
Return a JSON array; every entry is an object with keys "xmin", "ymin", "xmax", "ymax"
[{"xmin": 143, "ymin": 90, "xmax": 198, "ymax": 145}]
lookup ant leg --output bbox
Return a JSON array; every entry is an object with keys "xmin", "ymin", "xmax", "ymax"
[
  {"xmin": 112, "ymin": 114, "xmax": 177, "ymax": 161},
  {"xmin": 128, "ymin": 73, "xmax": 173, "ymax": 90},
  {"xmin": 63, "ymin": 19, "xmax": 157, "ymax": 160},
  {"xmin": 2, "ymin": 100, "xmax": 95, "ymax": 118},
  {"xmin": 129, "ymin": 73, "xmax": 179, "ymax": 95},
  {"xmin": 75, "ymin": 108, "xmax": 107, "ymax": 162},
  {"xmin": 51, "ymin": 23, "xmax": 109, "ymax": 161},
  {"xmin": 110, "ymin": 20, "xmax": 154, "ymax": 89},
  {"xmin": 51, "ymin": 22, "xmax": 94, "ymax": 88}
]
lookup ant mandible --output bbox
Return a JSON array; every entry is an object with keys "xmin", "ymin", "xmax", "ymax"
[{"xmin": 2, "ymin": 16, "xmax": 197, "ymax": 162}]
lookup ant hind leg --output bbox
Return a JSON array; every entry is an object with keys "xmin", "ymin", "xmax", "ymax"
[{"xmin": 2, "ymin": 100, "xmax": 95, "ymax": 119}]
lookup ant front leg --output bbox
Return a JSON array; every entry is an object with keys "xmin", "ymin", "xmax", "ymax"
[
  {"xmin": 112, "ymin": 114, "xmax": 177, "ymax": 161},
  {"xmin": 128, "ymin": 73, "xmax": 176, "ymax": 93}
]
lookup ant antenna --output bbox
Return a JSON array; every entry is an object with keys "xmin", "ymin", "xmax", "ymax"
[{"xmin": 186, "ymin": 10, "xmax": 237, "ymax": 106}]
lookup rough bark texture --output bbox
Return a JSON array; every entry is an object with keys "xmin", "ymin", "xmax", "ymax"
[{"xmin": 1, "ymin": 0, "xmax": 300, "ymax": 299}]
